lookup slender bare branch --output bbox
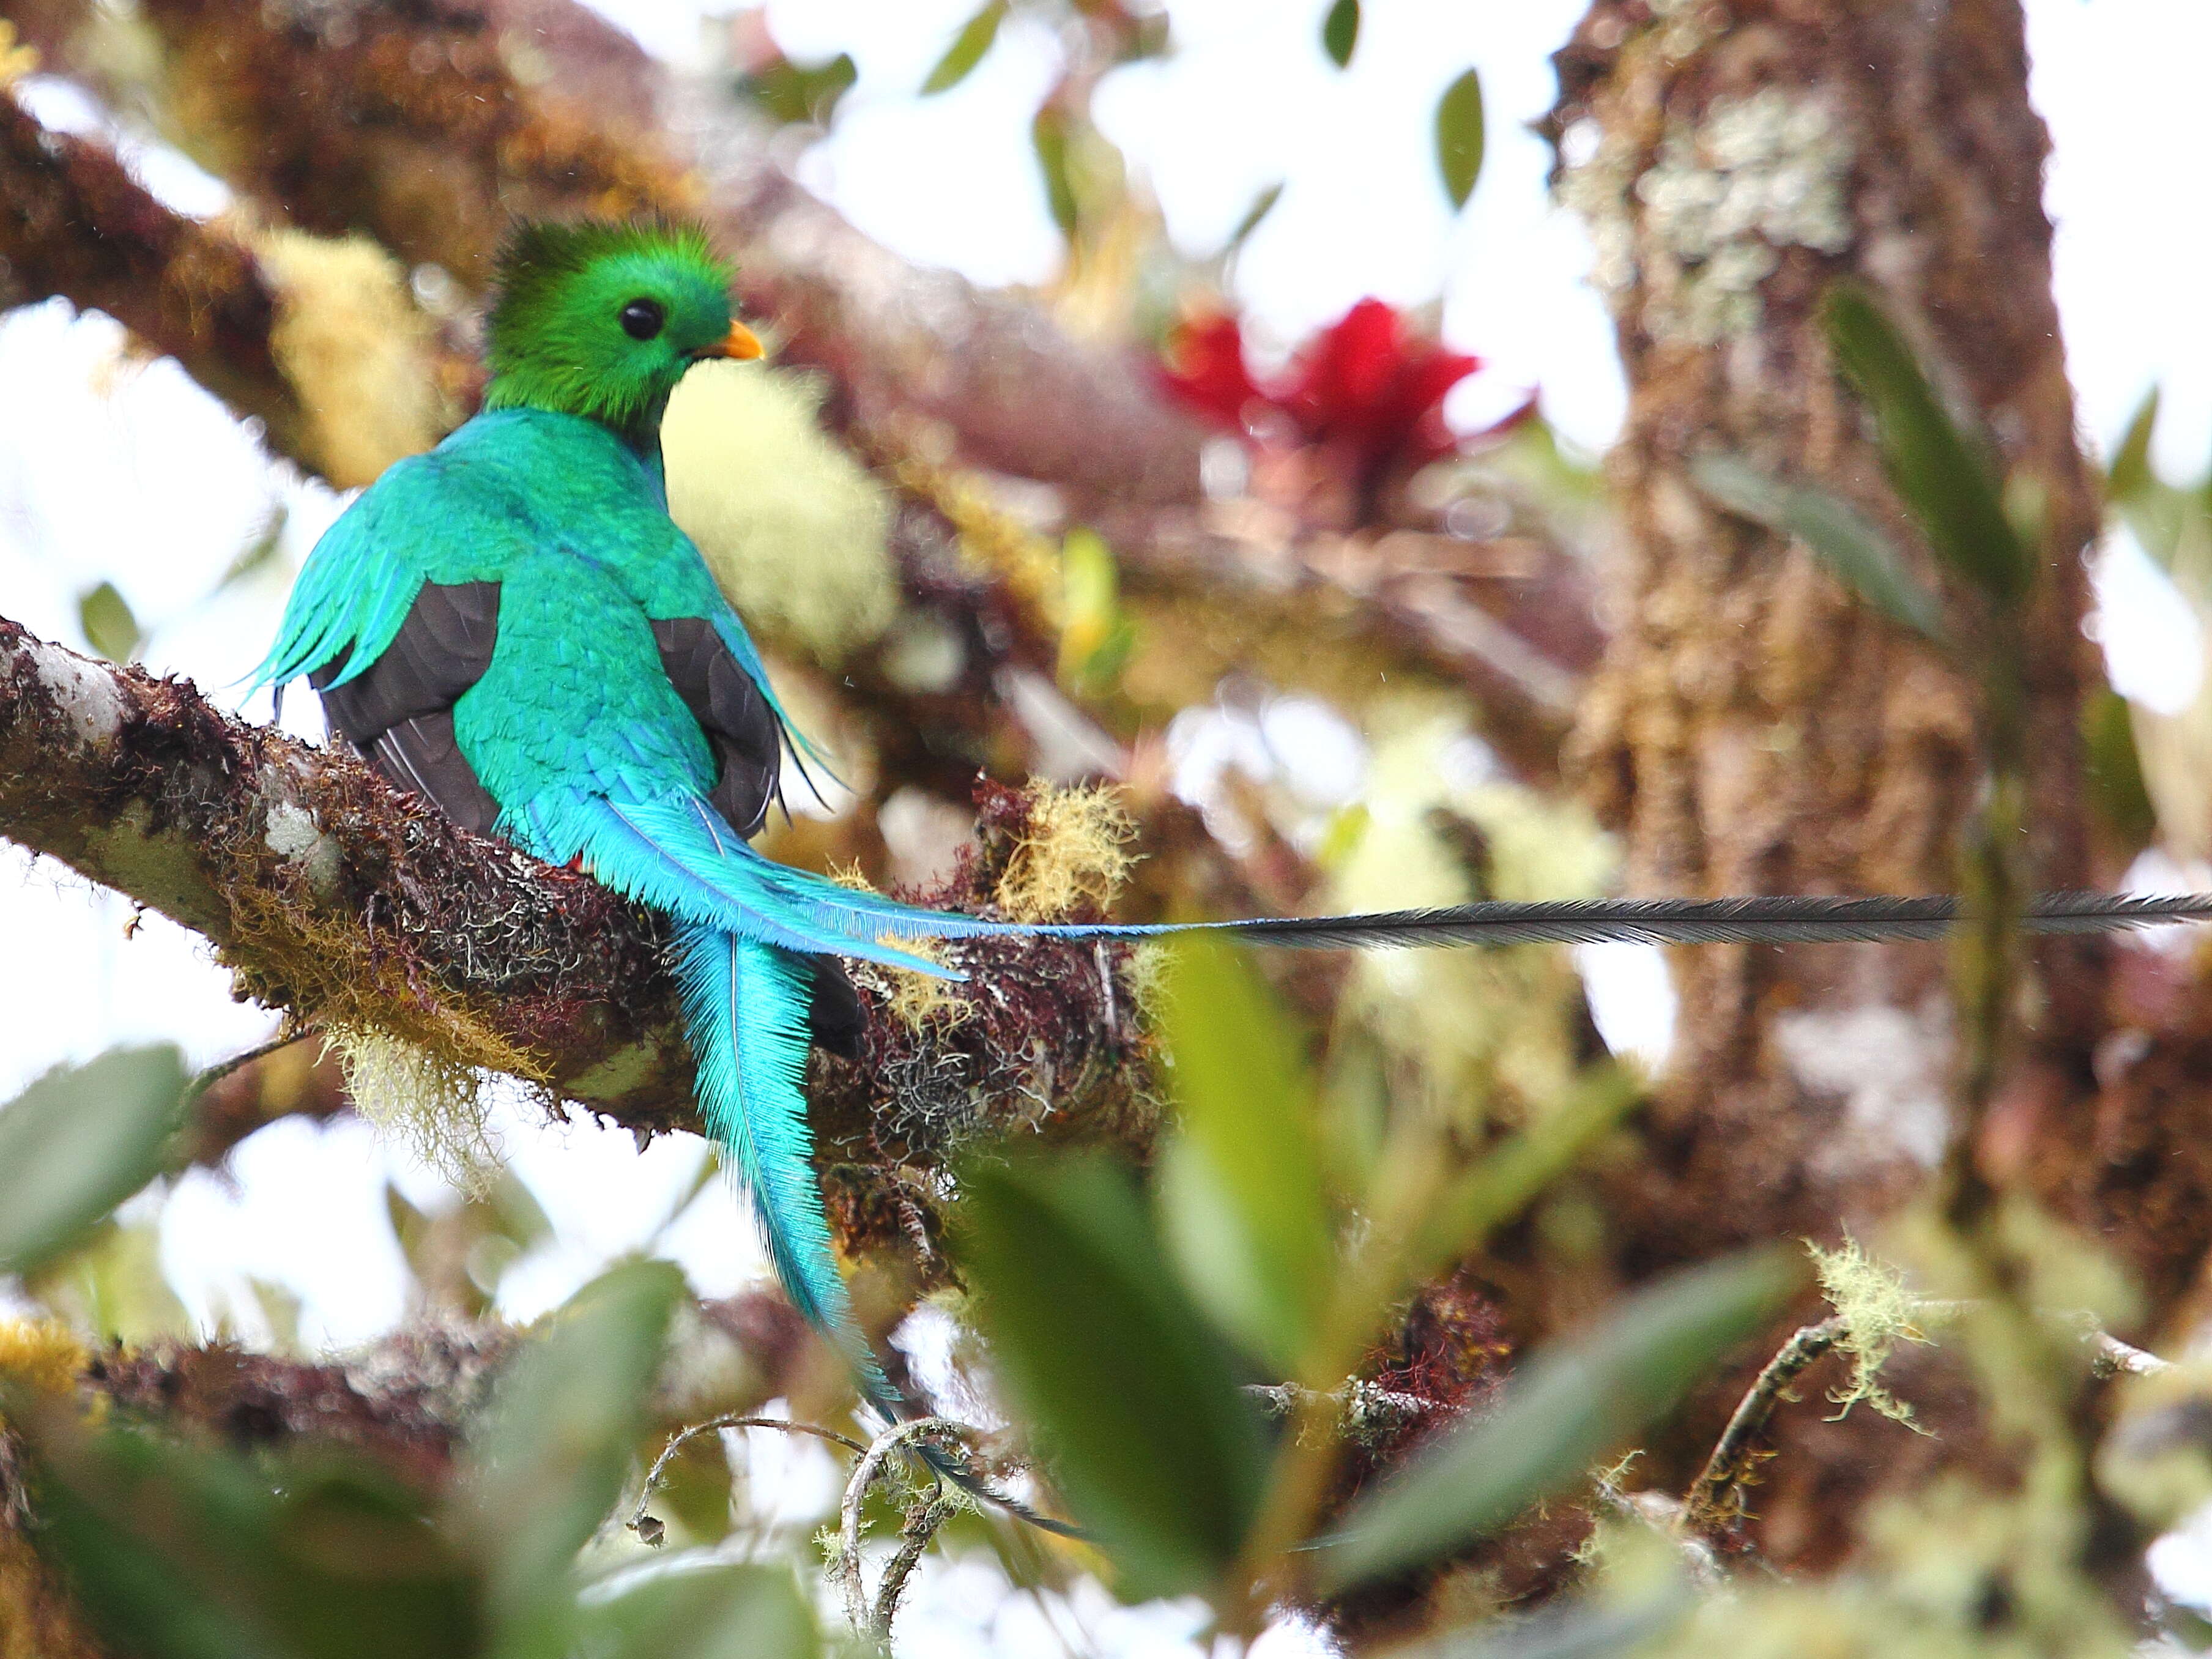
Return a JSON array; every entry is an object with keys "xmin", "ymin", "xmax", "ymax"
[
  {"xmin": 1682, "ymin": 1317, "xmax": 1846, "ymax": 1535},
  {"xmin": 831, "ymin": 1415, "xmax": 968, "ymax": 1642},
  {"xmin": 628, "ymin": 1412, "xmax": 870, "ymax": 1548}
]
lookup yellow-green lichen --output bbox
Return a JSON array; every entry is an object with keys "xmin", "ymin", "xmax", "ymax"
[
  {"xmin": 991, "ymin": 782, "xmax": 1137, "ymax": 924},
  {"xmin": 1326, "ymin": 702, "xmax": 1613, "ymax": 1129},
  {"xmin": 1808, "ymin": 1233, "xmax": 1936, "ymax": 1430},
  {"xmin": 664, "ymin": 363, "xmax": 897, "ymax": 666},
  {"xmin": 250, "ymin": 228, "xmax": 448, "ymax": 487}
]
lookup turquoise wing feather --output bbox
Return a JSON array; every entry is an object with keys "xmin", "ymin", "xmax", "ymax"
[{"xmin": 250, "ymin": 438, "xmax": 521, "ymax": 694}]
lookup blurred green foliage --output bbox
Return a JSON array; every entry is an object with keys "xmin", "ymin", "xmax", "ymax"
[
  {"xmin": 921, "ymin": 0, "xmax": 1007, "ymax": 96},
  {"xmin": 0, "ymin": 1045, "xmax": 187, "ymax": 1275},
  {"xmin": 1152, "ymin": 933, "xmax": 1332, "ymax": 1373},
  {"xmin": 737, "ymin": 53, "xmax": 856, "ymax": 128},
  {"xmin": 955, "ymin": 1149, "xmax": 1269, "ymax": 1597},
  {"xmin": 1823, "ymin": 283, "xmax": 2031, "ymax": 611},
  {"xmin": 1691, "ymin": 452, "xmax": 1947, "ymax": 644},
  {"xmin": 1321, "ymin": 0, "xmax": 1360, "ymax": 69},
  {"xmin": 1435, "ymin": 68, "xmax": 1485, "ymax": 211},
  {"xmin": 76, "ymin": 581, "xmax": 143, "ymax": 664}
]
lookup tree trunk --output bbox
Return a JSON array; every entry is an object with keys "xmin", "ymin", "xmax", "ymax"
[
  {"xmin": 1549, "ymin": 0, "xmax": 2105, "ymax": 1565},
  {"xmin": 1555, "ymin": 0, "xmax": 2097, "ymax": 1242}
]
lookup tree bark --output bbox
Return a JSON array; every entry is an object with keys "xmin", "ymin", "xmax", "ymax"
[
  {"xmin": 1554, "ymin": 0, "xmax": 2098, "ymax": 1244},
  {"xmin": 1546, "ymin": 0, "xmax": 2111, "ymax": 1568}
]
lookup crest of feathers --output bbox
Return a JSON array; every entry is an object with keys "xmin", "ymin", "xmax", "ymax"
[{"xmin": 483, "ymin": 217, "xmax": 734, "ymax": 431}]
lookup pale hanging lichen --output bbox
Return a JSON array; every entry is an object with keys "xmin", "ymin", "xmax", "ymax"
[
  {"xmin": 322, "ymin": 1023, "xmax": 500, "ymax": 1198},
  {"xmin": 1807, "ymin": 1234, "xmax": 1936, "ymax": 1430},
  {"xmin": 664, "ymin": 363, "xmax": 897, "ymax": 666}
]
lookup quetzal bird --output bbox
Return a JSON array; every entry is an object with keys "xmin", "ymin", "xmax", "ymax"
[{"xmin": 256, "ymin": 218, "xmax": 2212, "ymax": 1420}]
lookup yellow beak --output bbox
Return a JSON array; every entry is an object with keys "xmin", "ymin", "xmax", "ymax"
[{"xmin": 692, "ymin": 319, "xmax": 764, "ymax": 361}]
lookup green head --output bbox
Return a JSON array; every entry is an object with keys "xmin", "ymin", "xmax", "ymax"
[{"xmin": 482, "ymin": 218, "xmax": 761, "ymax": 439}]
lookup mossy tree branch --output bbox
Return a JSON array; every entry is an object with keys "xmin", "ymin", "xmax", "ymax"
[
  {"xmin": 0, "ymin": 91, "xmax": 306, "ymax": 458},
  {"xmin": 0, "ymin": 617, "xmax": 1145, "ymax": 1203}
]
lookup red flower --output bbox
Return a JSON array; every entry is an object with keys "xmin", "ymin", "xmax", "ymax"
[
  {"xmin": 1156, "ymin": 313, "xmax": 1265, "ymax": 431},
  {"xmin": 1158, "ymin": 298, "xmax": 1487, "ymax": 484}
]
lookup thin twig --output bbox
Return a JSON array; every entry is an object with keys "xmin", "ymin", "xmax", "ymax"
[
  {"xmin": 833, "ymin": 1416, "xmax": 968, "ymax": 1639},
  {"xmin": 869, "ymin": 1488, "xmax": 964, "ymax": 1644},
  {"xmin": 2088, "ymin": 1331, "xmax": 2172, "ymax": 1378},
  {"xmin": 184, "ymin": 1028, "xmax": 313, "ymax": 1102},
  {"xmin": 1245, "ymin": 1380, "xmax": 1460, "ymax": 1433},
  {"xmin": 628, "ymin": 1414, "xmax": 867, "ymax": 1547},
  {"xmin": 1682, "ymin": 1316, "xmax": 1846, "ymax": 1533}
]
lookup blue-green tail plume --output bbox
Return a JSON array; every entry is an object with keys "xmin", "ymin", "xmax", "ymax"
[{"xmin": 671, "ymin": 923, "xmax": 897, "ymax": 1415}]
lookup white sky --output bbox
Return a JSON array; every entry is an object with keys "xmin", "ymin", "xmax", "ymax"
[{"xmin": 4, "ymin": 0, "xmax": 2212, "ymax": 1640}]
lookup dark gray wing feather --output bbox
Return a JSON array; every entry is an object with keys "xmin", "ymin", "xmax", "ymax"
[
  {"xmin": 650, "ymin": 619, "xmax": 861, "ymax": 1054},
  {"xmin": 652, "ymin": 617, "xmax": 782, "ymax": 838},
  {"xmin": 804, "ymin": 956, "xmax": 865, "ymax": 1059},
  {"xmin": 312, "ymin": 580, "xmax": 502, "ymax": 836}
]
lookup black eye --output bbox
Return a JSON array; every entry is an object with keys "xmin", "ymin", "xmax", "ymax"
[{"xmin": 618, "ymin": 299, "xmax": 665, "ymax": 341}]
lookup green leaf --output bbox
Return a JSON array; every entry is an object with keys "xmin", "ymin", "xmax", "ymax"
[
  {"xmin": 20, "ymin": 1406, "xmax": 480, "ymax": 1659},
  {"xmin": 738, "ymin": 51, "xmax": 857, "ymax": 127},
  {"xmin": 1225, "ymin": 181, "xmax": 1285, "ymax": 256},
  {"xmin": 2083, "ymin": 687, "xmax": 2158, "ymax": 852},
  {"xmin": 24, "ymin": 1216, "xmax": 193, "ymax": 1345},
  {"xmin": 457, "ymin": 1259, "xmax": 685, "ymax": 1626},
  {"xmin": 1434, "ymin": 68, "xmax": 1485, "ymax": 210},
  {"xmin": 921, "ymin": 0, "xmax": 1006, "ymax": 95},
  {"xmin": 80, "ymin": 579, "xmax": 143, "ymax": 663},
  {"xmin": 1032, "ymin": 106, "xmax": 1078, "ymax": 236},
  {"xmin": 212, "ymin": 506, "xmax": 288, "ymax": 596},
  {"xmin": 1152, "ymin": 935, "xmax": 1332, "ymax": 1374},
  {"xmin": 954, "ymin": 1151, "xmax": 1268, "ymax": 1598},
  {"xmin": 1321, "ymin": 0, "xmax": 1359, "ymax": 68},
  {"xmin": 1411, "ymin": 1066, "xmax": 1642, "ymax": 1279},
  {"xmin": 1322, "ymin": 1248, "xmax": 1798, "ymax": 1589},
  {"xmin": 1691, "ymin": 453, "xmax": 1947, "ymax": 644},
  {"xmin": 573, "ymin": 1559, "xmax": 819, "ymax": 1659},
  {"xmin": 0, "ymin": 1045, "xmax": 187, "ymax": 1276},
  {"xmin": 2108, "ymin": 386, "xmax": 2161, "ymax": 505},
  {"xmin": 1822, "ymin": 281, "xmax": 2032, "ymax": 609},
  {"xmin": 1058, "ymin": 525, "xmax": 1131, "ymax": 694}
]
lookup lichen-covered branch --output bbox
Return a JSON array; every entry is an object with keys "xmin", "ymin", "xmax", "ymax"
[
  {"xmin": 1682, "ymin": 1316, "xmax": 1844, "ymax": 1535},
  {"xmin": 0, "ymin": 612, "xmax": 699, "ymax": 1121},
  {"xmin": 0, "ymin": 89, "xmax": 305, "ymax": 457},
  {"xmin": 0, "ymin": 617, "xmax": 1150, "ymax": 1223}
]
